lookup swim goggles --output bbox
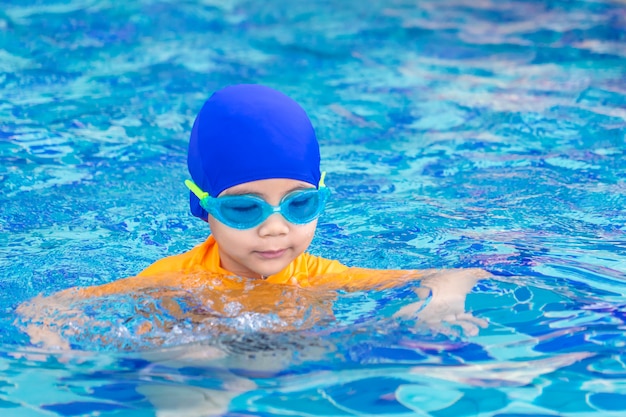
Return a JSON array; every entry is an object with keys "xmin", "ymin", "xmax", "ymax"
[{"xmin": 184, "ymin": 172, "xmax": 330, "ymax": 230}]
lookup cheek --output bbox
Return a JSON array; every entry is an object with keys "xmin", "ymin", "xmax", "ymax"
[
  {"xmin": 208, "ymin": 217, "xmax": 248, "ymax": 247},
  {"xmin": 207, "ymin": 216, "xmax": 218, "ymax": 233},
  {"xmin": 299, "ymin": 222, "xmax": 318, "ymax": 243}
]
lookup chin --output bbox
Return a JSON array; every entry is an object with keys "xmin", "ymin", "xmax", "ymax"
[
  {"xmin": 259, "ymin": 268, "xmax": 286, "ymax": 278},
  {"xmin": 254, "ymin": 263, "xmax": 290, "ymax": 278}
]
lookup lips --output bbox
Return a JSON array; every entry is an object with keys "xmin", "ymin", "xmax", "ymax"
[{"xmin": 256, "ymin": 249, "xmax": 287, "ymax": 259}]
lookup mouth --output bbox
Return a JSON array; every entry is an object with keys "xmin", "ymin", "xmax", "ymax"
[{"xmin": 256, "ymin": 249, "xmax": 287, "ymax": 259}]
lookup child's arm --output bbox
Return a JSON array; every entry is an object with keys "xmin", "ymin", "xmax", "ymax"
[
  {"xmin": 15, "ymin": 294, "xmax": 105, "ymax": 351},
  {"xmin": 15, "ymin": 274, "xmax": 210, "ymax": 350},
  {"xmin": 309, "ymin": 266, "xmax": 491, "ymax": 336},
  {"xmin": 393, "ymin": 268, "xmax": 490, "ymax": 336}
]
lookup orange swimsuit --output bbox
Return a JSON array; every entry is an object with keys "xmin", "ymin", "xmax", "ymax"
[
  {"xmin": 137, "ymin": 235, "xmax": 349, "ymax": 286},
  {"xmin": 75, "ymin": 236, "xmax": 425, "ymax": 299},
  {"xmin": 62, "ymin": 237, "xmax": 429, "ymax": 332}
]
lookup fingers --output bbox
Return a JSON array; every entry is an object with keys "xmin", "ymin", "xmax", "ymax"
[
  {"xmin": 453, "ymin": 313, "xmax": 489, "ymax": 329},
  {"xmin": 444, "ymin": 313, "xmax": 489, "ymax": 337},
  {"xmin": 25, "ymin": 324, "xmax": 71, "ymax": 350},
  {"xmin": 413, "ymin": 312, "xmax": 489, "ymax": 338}
]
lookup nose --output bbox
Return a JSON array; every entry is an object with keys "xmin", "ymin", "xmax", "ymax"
[{"xmin": 257, "ymin": 213, "xmax": 290, "ymax": 237}]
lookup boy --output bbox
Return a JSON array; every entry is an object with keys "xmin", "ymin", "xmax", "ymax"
[{"xmin": 18, "ymin": 84, "xmax": 489, "ymax": 348}]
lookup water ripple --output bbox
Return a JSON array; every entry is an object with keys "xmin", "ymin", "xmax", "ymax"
[{"xmin": 2, "ymin": 0, "xmax": 626, "ymax": 415}]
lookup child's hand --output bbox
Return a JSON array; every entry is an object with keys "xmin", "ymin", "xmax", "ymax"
[
  {"xmin": 15, "ymin": 294, "xmax": 78, "ymax": 350},
  {"xmin": 394, "ymin": 268, "xmax": 491, "ymax": 337}
]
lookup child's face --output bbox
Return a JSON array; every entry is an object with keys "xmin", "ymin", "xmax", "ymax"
[{"xmin": 208, "ymin": 178, "xmax": 319, "ymax": 279}]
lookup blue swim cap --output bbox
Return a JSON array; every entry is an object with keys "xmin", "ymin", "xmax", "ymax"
[{"xmin": 187, "ymin": 84, "xmax": 321, "ymax": 221}]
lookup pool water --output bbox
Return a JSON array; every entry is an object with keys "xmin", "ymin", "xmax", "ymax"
[{"xmin": 1, "ymin": 0, "xmax": 626, "ymax": 415}]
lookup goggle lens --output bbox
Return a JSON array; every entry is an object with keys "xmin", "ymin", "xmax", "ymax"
[
  {"xmin": 218, "ymin": 197, "xmax": 266, "ymax": 228},
  {"xmin": 185, "ymin": 174, "xmax": 330, "ymax": 230},
  {"xmin": 283, "ymin": 189, "xmax": 321, "ymax": 223},
  {"xmin": 199, "ymin": 188, "xmax": 329, "ymax": 229}
]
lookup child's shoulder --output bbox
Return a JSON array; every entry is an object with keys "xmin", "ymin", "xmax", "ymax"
[
  {"xmin": 302, "ymin": 252, "xmax": 349, "ymax": 276},
  {"xmin": 138, "ymin": 236, "xmax": 218, "ymax": 277}
]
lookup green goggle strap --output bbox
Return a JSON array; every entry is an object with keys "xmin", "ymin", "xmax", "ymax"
[
  {"xmin": 185, "ymin": 171, "xmax": 328, "ymax": 201},
  {"xmin": 184, "ymin": 179, "xmax": 209, "ymax": 201}
]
